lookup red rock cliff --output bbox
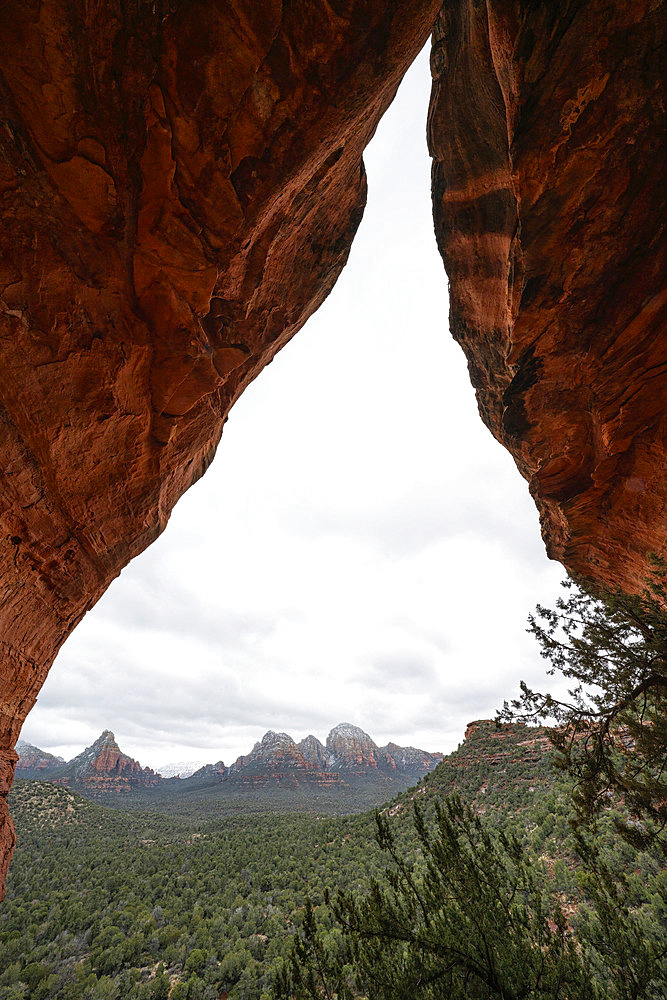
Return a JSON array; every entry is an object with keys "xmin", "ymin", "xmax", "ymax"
[
  {"xmin": 429, "ymin": 0, "xmax": 666, "ymax": 592},
  {"xmin": 0, "ymin": 1, "xmax": 664, "ymax": 895},
  {"xmin": 60, "ymin": 730, "xmax": 161, "ymax": 794},
  {"xmin": 0, "ymin": 0, "xmax": 440, "ymax": 894}
]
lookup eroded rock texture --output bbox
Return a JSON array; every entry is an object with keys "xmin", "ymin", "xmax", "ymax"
[
  {"xmin": 0, "ymin": 0, "xmax": 441, "ymax": 894},
  {"xmin": 429, "ymin": 0, "xmax": 666, "ymax": 592},
  {"xmin": 57, "ymin": 730, "xmax": 161, "ymax": 793},
  {"xmin": 0, "ymin": 0, "xmax": 664, "ymax": 896}
]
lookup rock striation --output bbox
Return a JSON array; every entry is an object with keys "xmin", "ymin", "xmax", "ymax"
[
  {"xmin": 223, "ymin": 724, "xmax": 442, "ymax": 786},
  {"xmin": 299, "ymin": 735, "xmax": 332, "ymax": 772},
  {"xmin": 225, "ymin": 730, "xmax": 343, "ymax": 788},
  {"xmin": 54, "ymin": 731, "xmax": 161, "ymax": 794},
  {"xmin": 0, "ymin": 0, "xmax": 441, "ymax": 892},
  {"xmin": 428, "ymin": 0, "xmax": 666, "ymax": 594},
  {"xmin": 324, "ymin": 722, "xmax": 444, "ymax": 775},
  {"xmin": 174, "ymin": 725, "xmax": 443, "ymax": 789},
  {"xmin": 0, "ymin": 1, "xmax": 664, "ymax": 895},
  {"xmin": 325, "ymin": 723, "xmax": 387, "ymax": 772},
  {"xmin": 380, "ymin": 741, "xmax": 445, "ymax": 773},
  {"xmin": 16, "ymin": 725, "xmax": 442, "ymax": 797},
  {"xmin": 15, "ymin": 741, "xmax": 65, "ymax": 779}
]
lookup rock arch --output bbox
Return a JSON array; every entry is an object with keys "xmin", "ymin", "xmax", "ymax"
[{"xmin": 0, "ymin": 0, "xmax": 664, "ymax": 893}]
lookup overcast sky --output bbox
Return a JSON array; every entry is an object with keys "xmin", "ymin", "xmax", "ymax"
[{"xmin": 21, "ymin": 49, "xmax": 566, "ymax": 771}]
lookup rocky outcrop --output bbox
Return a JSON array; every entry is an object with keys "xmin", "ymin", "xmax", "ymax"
[
  {"xmin": 230, "ymin": 731, "xmax": 322, "ymax": 778},
  {"xmin": 57, "ymin": 731, "xmax": 161, "ymax": 794},
  {"xmin": 326, "ymin": 723, "xmax": 386, "ymax": 772},
  {"xmin": 226, "ymin": 731, "xmax": 345, "ymax": 788},
  {"xmin": 15, "ymin": 741, "xmax": 64, "ymax": 779},
  {"xmin": 0, "ymin": 1, "xmax": 663, "ymax": 895},
  {"xmin": 298, "ymin": 735, "xmax": 331, "ymax": 771},
  {"xmin": 325, "ymin": 724, "xmax": 443, "ymax": 775},
  {"xmin": 428, "ymin": 0, "xmax": 666, "ymax": 594},
  {"xmin": 463, "ymin": 719, "xmax": 551, "ymax": 761},
  {"xmin": 0, "ymin": 0, "xmax": 440, "ymax": 893},
  {"xmin": 187, "ymin": 726, "xmax": 442, "ymax": 787},
  {"xmin": 380, "ymin": 741, "xmax": 444, "ymax": 773},
  {"xmin": 190, "ymin": 761, "xmax": 228, "ymax": 782}
]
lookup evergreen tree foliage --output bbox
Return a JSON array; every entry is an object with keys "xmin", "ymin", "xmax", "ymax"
[
  {"xmin": 572, "ymin": 831, "xmax": 667, "ymax": 1000},
  {"xmin": 274, "ymin": 797, "xmax": 597, "ymax": 1000},
  {"xmin": 498, "ymin": 564, "xmax": 667, "ymax": 847}
]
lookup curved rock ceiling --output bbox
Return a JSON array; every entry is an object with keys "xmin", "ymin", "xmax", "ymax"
[{"xmin": 0, "ymin": 0, "xmax": 664, "ymax": 892}]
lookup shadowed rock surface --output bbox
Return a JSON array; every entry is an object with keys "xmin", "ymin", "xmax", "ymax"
[
  {"xmin": 0, "ymin": 0, "xmax": 664, "ymax": 894},
  {"xmin": 0, "ymin": 0, "xmax": 440, "ymax": 892},
  {"xmin": 429, "ymin": 0, "xmax": 666, "ymax": 592}
]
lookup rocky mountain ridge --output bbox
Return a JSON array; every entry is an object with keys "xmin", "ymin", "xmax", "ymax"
[
  {"xmin": 192, "ymin": 723, "xmax": 443, "ymax": 788},
  {"xmin": 14, "ymin": 741, "xmax": 64, "ymax": 779},
  {"xmin": 17, "ymin": 731, "xmax": 160, "ymax": 795},
  {"xmin": 17, "ymin": 724, "xmax": 443, "ymax": 797}
]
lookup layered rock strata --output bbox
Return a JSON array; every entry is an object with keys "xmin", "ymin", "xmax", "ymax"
[
  {"xmin": 189, "ymin": 725, "xmax": 442, "ymax": 786},
  {"xmin": 0, "ymin": 0, "xmax": 440, "ymax": 893},
  {"xmin": 227, "ymin": 730, "xmax": 345, "ymax": 787},
  {"xmin": 54, "ymin": 731, "xmax": 160, "ymax": 793},
  {"xmin": 15, "ymin": 741, "xmax": 65, "ymax": 779},
  {"xmin": 429, "ymin": 0, "xmax": 666, "ymax": 593},
  {"xmin": 0, "ymin": 0, "xmax": 664, "ymax": 896}
]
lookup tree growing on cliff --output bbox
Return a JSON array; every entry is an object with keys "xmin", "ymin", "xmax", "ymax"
[{"xmin": 498, "ymin": 562, "xmax": 667, "ymax": 848}]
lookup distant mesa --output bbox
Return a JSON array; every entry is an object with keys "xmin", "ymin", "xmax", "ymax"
[{"xmin": 16, "ymin": 724, "xmax": 443, "ymax": 796}]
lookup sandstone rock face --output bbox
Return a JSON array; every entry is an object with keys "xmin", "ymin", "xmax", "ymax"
[
  {"xmin": 326, "ymin": 723, "xmax": 384, "ymax": 772},
  {"xmin": 230, "ymin": 730, "xmax": 323, "ymax": 777},
  {"xmin": 192, "ymin": 726, "xmax": 442, "ymax": 787},
  {"xmin": 298, "ymin": 735, "xmax": 331, "ymax": 771},
  {"xmin": 0, "ymin": 0, "xmax": 663, "ymax": 896},
  {"xmin": 223, "ymin": 731, "xmax": 343, "ymax": 788},
  {"xmin": 428, "ymin": 0, "xmax": 666, "ymax": 594},
  {"xmin": 380, "ymin": 741, "xmax": 444, "ymax": 773},
  {"xmin": 325, "ymin": 723, "xmax": 443, "ymax": 775},
  {"xmin": 57, "ymin": 731, "xmax": 161, "ymax": 794},
  {"xmin": 15, "ymin": 741, "xmax": 65, "ymax": 778},
  {"xmin": 0, "ymin": 0, "xmax": 440, "ymax": 893}
]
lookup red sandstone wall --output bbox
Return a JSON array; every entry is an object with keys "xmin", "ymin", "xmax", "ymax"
[
  {"xmin": 429, "ymin": 0, "xmax": 666, "ymax": 593},
  {"xmin": 0, "ymin": 0, "xmax": 441, "ymax": 894},
  {"xmin": 0, "ymin": 1, "xmax": 664, "ymax": 896}
]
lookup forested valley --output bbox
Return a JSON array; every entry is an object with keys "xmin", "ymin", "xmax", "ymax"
[{"xmin": 1, "ymin": 721, "xmax": 664, "ymax": 999}]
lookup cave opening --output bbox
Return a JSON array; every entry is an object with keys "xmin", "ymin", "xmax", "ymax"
[{"xmin": 22, "ymin": 48, "xmax": 564, "ymax": 775}]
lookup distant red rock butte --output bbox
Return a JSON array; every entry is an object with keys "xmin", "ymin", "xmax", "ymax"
[{"xmin": 0, "ymin": 1, "xmax": 664, "ymax": 896}]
